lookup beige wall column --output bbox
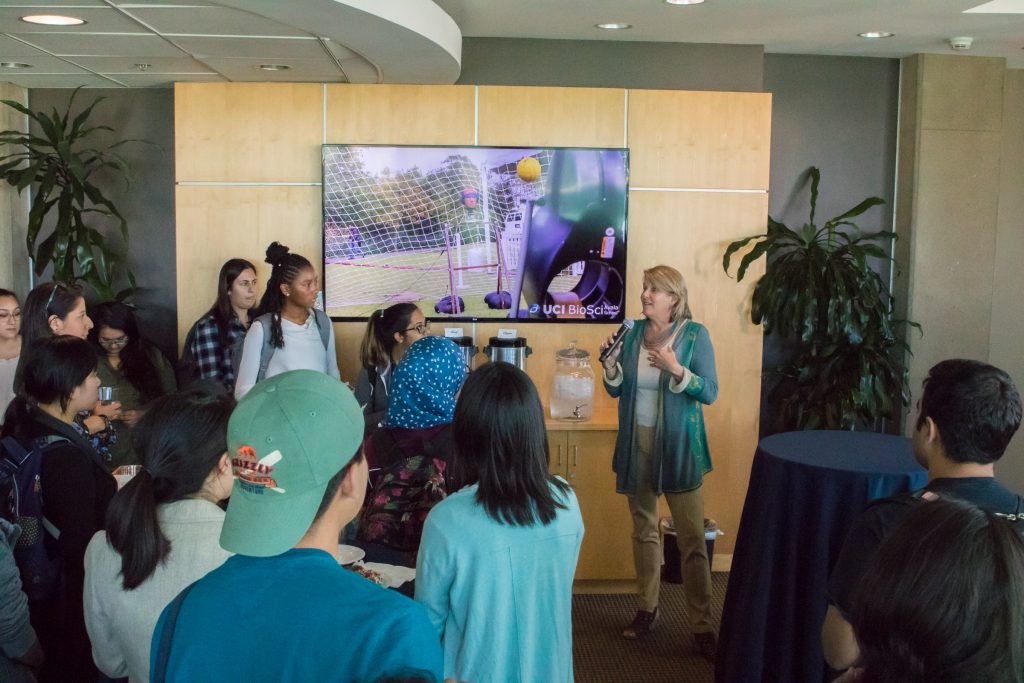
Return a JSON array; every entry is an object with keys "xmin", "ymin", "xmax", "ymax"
[
  {"xmin": 990, "ymin": 70, "xmax": 1024, "ymax": 491},
  {"xmin": 893, "ymin": 56, "xmax": 1024, "ymax": 486},
  {"xmin": 0, "ymin": 82, "xmax": 29, "ymax": 298}
]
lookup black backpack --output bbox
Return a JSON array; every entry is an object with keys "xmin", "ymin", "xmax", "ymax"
[{"xmin": 0, "ymin": 434, "xmax": 68, "ymax": 600}]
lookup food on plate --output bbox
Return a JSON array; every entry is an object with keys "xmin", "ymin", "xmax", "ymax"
[{"xmin": 345, "ymin": 563, "xmax": 387, "ymax": 587}]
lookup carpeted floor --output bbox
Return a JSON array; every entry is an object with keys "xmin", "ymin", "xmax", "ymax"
[{"xmin": 572, "ymin": 573, "xmax": 727, "ymax": 683}]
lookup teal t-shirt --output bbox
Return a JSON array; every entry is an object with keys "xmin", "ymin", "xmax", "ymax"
[{"xmin": 152, "ymin": 548, "xmax": 442, "ymax": 682}]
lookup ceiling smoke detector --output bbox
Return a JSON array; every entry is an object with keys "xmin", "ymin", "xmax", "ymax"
[{"xmin": 949, "ymin": 36, "xmax": 974, "ymax": 50}]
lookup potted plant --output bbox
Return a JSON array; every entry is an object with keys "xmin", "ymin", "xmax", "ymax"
[
  {"xmin": 723, "ymin": 166, "xmax": 920, "ymax": 431},
  {"xmin": 0, "ymin": 88, "xmax": 138, "ymax": 300}
]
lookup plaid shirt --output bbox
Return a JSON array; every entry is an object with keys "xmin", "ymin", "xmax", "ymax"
[{"xmin": 189, "ymin": 314, "xmax": 248, "ymax": 391}]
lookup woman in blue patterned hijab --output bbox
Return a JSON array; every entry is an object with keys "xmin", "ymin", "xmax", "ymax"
[
  {"xmin": 386, "ymin": 336, "xmax": 466, "ymax": 429},
  {"xmin": 357, "ymin": 335, "xmax": 467, "ymax": 554}
]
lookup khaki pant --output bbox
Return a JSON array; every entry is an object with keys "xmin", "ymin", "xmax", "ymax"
[{"xmin": 627, "ymin": 425, "xmax": 713, "ymax": 633}]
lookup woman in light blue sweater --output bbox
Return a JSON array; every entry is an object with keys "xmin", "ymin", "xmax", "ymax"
[{"xmin": 416, "ymin": 362, "xmax": 584, "ymax": 683}]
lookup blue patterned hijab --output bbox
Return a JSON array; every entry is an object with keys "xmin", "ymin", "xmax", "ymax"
[{"xmin": 386, "ymin": 336, "xmax": 467, "ymax": 429}]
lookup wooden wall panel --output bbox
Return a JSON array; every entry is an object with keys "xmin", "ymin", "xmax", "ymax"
[
  {"xmin": 175, "ymin": 185, "xmax": 321, "ymax": 348},
  {"xmin": 628, "ymin": 90, "xmax": 772, "ymax": 190},
  {"xmin": 629, "ymin": 190, "xmax": 768, "ymax": 553},
  {"xmin": 477, "ymin": 86, "xmax": 626, "ymax": 148},
  {"xmin": 175, "ymin": 83, "xmax": 323, "ymax": 183},
  {"xmin": 325, "ymin": 84, "xmax": 475, "ymax": 145}
]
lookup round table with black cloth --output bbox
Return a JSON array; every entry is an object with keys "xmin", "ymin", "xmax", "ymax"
[{"xmin": 715, "ymin": 431, "xmax": 927, "ymax": 683}]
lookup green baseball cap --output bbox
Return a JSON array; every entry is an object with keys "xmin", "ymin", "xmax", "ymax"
[{"xmin": 220, "ymin": 370, "xmax": 364, "ymax": 557}]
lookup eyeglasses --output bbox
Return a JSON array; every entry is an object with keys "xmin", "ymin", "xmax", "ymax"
[
  {"xmin": 403, "ymin": 320, "xmax": 431, "ymax": 335},
  {"xmin": 0, "ymin": 311, "xmax": 21, "ymax": 321},
  {"xmin": 98, "ymin": 335, "xmax": 129, "ymax": 348},
  {"xmin": 44, "ymin": 282, "xmax": 67, "ymax": 313}
]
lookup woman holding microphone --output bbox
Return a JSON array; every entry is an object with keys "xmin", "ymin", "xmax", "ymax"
[{"xmin": 600, "ymin": 265, "xmax": 719, "ymax": 661}]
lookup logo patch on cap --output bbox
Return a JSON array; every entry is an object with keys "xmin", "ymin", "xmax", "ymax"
[{"xmin": 232, "ymin": 445, "xmax": 286, "ymax": 495}]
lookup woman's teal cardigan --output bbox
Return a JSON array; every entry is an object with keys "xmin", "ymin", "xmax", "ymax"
[{"xmin": 603, "ymin": 318, "xmax": 718, "ymax": 494}]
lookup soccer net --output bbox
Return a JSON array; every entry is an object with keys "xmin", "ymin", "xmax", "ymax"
[{"xmin": 324, "ymin": 147, "xmax": 579, "ymax": 318}]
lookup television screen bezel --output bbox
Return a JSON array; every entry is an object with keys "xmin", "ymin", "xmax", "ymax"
[{"xmin": 321, "ymin": 143, "xmax": 630, "ymax": 324}]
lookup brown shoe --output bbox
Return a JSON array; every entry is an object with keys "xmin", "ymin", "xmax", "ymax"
[
  {"xmin": 622, "ymin": 608, "xmax": 659, "ymax": 639},
  {"xmin": 694, "ymin": 631, "xmax": 717, "ymax": 662}
]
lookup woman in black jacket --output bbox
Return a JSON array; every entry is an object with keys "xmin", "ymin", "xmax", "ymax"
[{"xmin": 2, "ymin": 336, "xmax": 116, "ymax": 683}]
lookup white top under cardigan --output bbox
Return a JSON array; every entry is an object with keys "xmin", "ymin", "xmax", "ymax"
[
  {"xmin": 605, "ymin": 353, "xmax": 692, "ymax": 427},
  {"xmin": 83, "ymin": 499, "xmax": 232, "ymax": 683},
  {"xmin": 233, "ymin": 311, "xmax": 341, "ymax": 399}
]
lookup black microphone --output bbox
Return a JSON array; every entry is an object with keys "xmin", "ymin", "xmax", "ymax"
[{"xmin": 599, "ymin": 319, "xmax": 635, "ymax": 363}]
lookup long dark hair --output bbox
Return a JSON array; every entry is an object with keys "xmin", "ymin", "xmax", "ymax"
[
  {"xmin": 104, "ymin": 390, "xmax": 235, "ymax": 590},
  {"xmin": 452, "ymin": 362, "xmax": 570, "ymax": 526},
  {"xmin": 205, "ymin": 258, "xmax": 256, "ymax": 347},
  {"xmin": 2, "ymin": 336, "xmax": 97, "ymax": 438},
  {"xmin": 21, "ymin": 281, "xmax": 84, "ymax": 349},
  {"xmin": 90, "ymin": 302, "xmax": 164, "ymax": 403},
  {"xmin": 254, "ymin": 242, "xmax": 313, "ymax": 349},
  {"xmin": 851, "ymin": 498, "xmax": 1024, "ymax": 683},
  {"xmin": 359, "ymin": 303, "xmax": 418, "ymax": 370}
]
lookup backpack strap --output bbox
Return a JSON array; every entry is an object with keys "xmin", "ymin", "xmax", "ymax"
[
  {"xmin": 251, "ymin": 310, "xmax": 332, "ymax": 383},
  {"xmin": 313, "ymin": 308, "xmax": 332, "ymax": 351},
  {"xmin": 152, "ymin": 581, "xmax": 197, "ymax": 683}
]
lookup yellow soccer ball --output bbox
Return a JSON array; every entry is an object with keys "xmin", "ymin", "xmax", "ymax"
[{"xmin": 517, "ymin": 156, "xmax": 541, "ymax": 183}]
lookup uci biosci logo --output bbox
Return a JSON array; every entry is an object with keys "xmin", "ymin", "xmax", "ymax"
[
  {"xmin": 533, "ymin": 302, "xmax": 621, "ymax": 317},
  {"xmin": 232, "ymin": 445, "xmax": 286, "ymax": 495}
]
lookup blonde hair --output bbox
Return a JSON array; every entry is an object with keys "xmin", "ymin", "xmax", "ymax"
[{"xmin": 643, "ymin": 265, "xmax": 692, "ymax": 321}]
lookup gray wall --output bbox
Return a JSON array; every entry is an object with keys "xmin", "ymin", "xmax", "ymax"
[
  {"xmin": 760, "ymin": 54, "xmax": 901, "ymax": 433},
  {"xmin": 29, "ymin": 88, "xmax": 177, "ymax": 360},
  {"xmin": 458, "ymin": 38, "xmax": 764, "ymax": 92}
]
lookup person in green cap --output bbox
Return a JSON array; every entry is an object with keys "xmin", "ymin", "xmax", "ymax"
[{"xmin": 149, "ymin": 370, "xmax": 443, "ymax": 682}]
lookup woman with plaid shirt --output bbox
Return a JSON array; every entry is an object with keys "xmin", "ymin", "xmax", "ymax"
[{"xmin": 182, "ymin": 259, "xmax": 258, "ymax": 392}]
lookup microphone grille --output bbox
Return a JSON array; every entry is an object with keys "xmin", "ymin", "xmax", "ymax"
[{"xmin": 623, "ymin": 319, "xmax": 635, "ymax": 329}]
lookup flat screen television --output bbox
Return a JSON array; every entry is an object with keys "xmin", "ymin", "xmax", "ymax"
[{"xmin": 322, "ymin": 144, "xmax": 629, "ymax": 322}]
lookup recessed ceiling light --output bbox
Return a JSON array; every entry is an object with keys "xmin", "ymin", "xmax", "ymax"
[
  {"xmin": 256, "ymin": 64, "xmax": 291, "ymax": 71},
  {"xmin": 596, "ymin": 22, "xmax": 632, "ymax": 30},
  {"xmin": 0, "ymin": 62, "xmax": 32, "ymax": 69},
  {"xmin": 858, "ymin": 31, "xmax": 895, "ymax": 38},
  {"xmin": 665, "ymin": 0, "xmax": 705, "ymax": 4},
  {"xmin": 20, "ymin": 14, "xmax": 86, "ymax": 26}
]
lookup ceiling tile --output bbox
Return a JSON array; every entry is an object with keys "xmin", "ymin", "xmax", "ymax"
[
  {"xmin": 0, "ymin": 33, "xmax": 53, "ymax": 57},
  {"xmin": 203, "ymin": 56, "xmax": 346, "ymax": 82},
  {"xmin": 13, "ymin": 33, "xmax": 183, "ymax": 57},
  {"xmin": 129, "ymin": 6, "xmax": 309, "ymax": 36},
  {"xmin": 0, "ymin": 0, "xmax": 106, "ymax": 5},
  {"xmin": 0, "ymin": 53, "xmax": 90, "ymax": 73},
  {"xmin": 0, "ymin": 72, "xmax": 122, "ymax": 88},
  {"xmin": 106, "ymin": 72, "xmax": 224, "ymax": 87},
  {"xmin": 172, "ymin": 35, "xmax": 324, "ymax": 59},
  {"xmin": 0, "ymin": 7, "xmax": 144, "ymax": 32},
  {"xmin": 71, "ymin": 54, "xmax": 213, "ymax": 73}
]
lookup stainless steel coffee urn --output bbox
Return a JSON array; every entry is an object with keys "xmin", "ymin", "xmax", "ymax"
[
  {"xmin": 449, "ymin": 336, "xmax": 479, "ymax": 371},
  {"xmin": 483, "ymin": 336, "xmax": 532, "ymax": 371}
]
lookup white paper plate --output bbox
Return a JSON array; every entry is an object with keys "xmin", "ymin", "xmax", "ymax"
[{"xmin": 337, "ymin": 544, "xmax": 366, "ymax": 565}]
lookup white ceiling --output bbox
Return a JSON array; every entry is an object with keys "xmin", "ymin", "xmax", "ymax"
[{"xmin": 0, "ymin": 0, "xmax": 1021, "ymax": 88}]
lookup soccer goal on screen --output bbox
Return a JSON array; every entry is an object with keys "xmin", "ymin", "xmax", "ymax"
[{"xmin": 323, "ymin": 147, "xmax": 583, "ymax": 318}]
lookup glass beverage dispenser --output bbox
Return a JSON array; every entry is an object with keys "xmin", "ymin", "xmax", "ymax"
[{"xmin": 550, "ymin": 340, "xmax": 595, "ymax": 421}]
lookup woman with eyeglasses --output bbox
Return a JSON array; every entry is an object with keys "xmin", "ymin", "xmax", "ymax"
[
  {"xmin": 89, "ymin": 302, "xmax": 177, "ymax": 469},
  {"xmin": 233, "ymin": 242, "xmax": 339, "ymax": 399},
  {"xmin": 11, "ymin": 282, "xmax": 122, "ymax": 453},
  {"xmin": 355, "ymin": 303, "xmax": 431, "ymax": 435},
  {"xmin": 0, "ymin": 288, "xmax": 22, "ymax": 424}
]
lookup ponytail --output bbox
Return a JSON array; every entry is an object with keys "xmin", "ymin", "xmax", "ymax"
[
  {"xmin": 359, "ymin": 303, "xmax": 419, "ymax": 370},
  {"xmin": 253, "ymin": 242, "xmax": 313, "ymax": 349},
  {"xmin": 105, "ymin": 471, "xmax": 167, "ymax": 590},
  {"xmin": 103, "ymin": 390, "xmax": 235, "ymax": 590}
]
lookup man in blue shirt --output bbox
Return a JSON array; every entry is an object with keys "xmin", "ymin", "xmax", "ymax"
[{"xmin": 151, "ymin": 370, "xmax": 443, "ymax": 682}]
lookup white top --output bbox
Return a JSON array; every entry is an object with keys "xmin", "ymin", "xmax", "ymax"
[
  {"xmin": 0, "ymin": 356, "xmax": 17, "ymax": 425},
  {"xmin": 83, "ymin": 499, "xmax": 232, "ymax": 683},
  {"xmin": 635, "ymin": 354, "xmax": 662, "ymax": 427},
  {"xmin": 234, "ymin": 311, "xmax": 340, "ymax": 399}
]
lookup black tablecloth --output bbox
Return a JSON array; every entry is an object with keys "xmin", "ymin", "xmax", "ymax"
[{"xmin": 715, "ymin": 430, "xmax": 927, "ymax": 683}]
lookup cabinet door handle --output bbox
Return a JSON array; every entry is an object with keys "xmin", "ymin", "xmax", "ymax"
[
  {"xmin": 572, "ymin": 444, "xmax": 579, "ymax": 467},
  {"xmin": 557, "ymin": 444, "xmax": 564, "ymax": 466}
]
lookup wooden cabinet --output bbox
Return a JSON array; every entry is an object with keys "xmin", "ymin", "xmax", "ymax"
[{"xmin": 548, "ymin": 427, "xmax": 635, "ymax": 582}]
